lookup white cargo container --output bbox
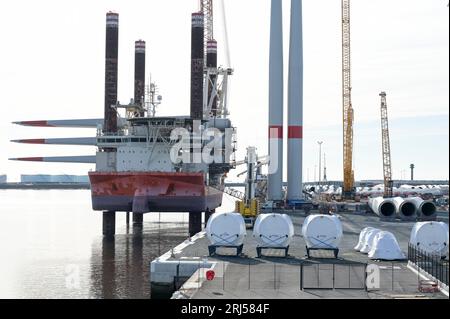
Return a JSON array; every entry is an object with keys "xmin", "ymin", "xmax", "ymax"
[
  {"xmin": 253, "ymin": 214, "xmax": 294, "ymax": 248},
  {"xmin": 206, "ymin": 212, "xmax": 246, "ymax": 247},
  {"xmin": 301, "ymin": 214, "xmax": 343, "ymax": 258},
  {"xmin": 302, "ymin": 215, "xmax": 343, "ymax": 249},
  {"xmin": 410, "ymin": 222, "xmax": 449, "ymax": 257}
]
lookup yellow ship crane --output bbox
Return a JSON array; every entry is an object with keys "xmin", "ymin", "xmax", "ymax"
[
  {"xmin": 342, "ymin": 0, "xmax": 355, "ymax": 199},
  {"xmin": 379, "ymin": 92, "xmax": 393, "ymax": 198},
  {"xmin": 210, "ymin": 148, "xmax": 262, "ymax": 227},
  {"xmin": 235, "ymin": 147, "xmax": 261, "ymax": 226}
]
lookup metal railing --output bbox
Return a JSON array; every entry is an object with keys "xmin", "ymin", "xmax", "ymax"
[
  {"xmin": 408, "ymin": 244, "xmax": 449, "ymax": 286},
  {"xmin": 176, "ymin": 261, "xmax": 369, "ymax": 293},
  {"xmin": 301, "ymin": 263, "xmax": 367, "ymax": 290},
  {"xmin": 167, "ymin": 257, "xmax": 449, "ymax": 299}
]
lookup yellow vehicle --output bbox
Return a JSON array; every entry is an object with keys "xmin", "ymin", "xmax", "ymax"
[{"xmin": 235, "ymin": 199, "xmax": 260, "ymax": 219}]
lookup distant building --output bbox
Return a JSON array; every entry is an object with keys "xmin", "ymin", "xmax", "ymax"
[
  {"xmin": 0, "ymin": 175, "xmax": 6, "ymax": 184},
  {"xmin": 20, "ymin": 175, "xmax": 89, "ymax": 183}
]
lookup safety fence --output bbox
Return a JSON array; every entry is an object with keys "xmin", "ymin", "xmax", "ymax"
[
  {"xmin": 178, "ymin": 261, "xmax": 368, "ymax": 292},
  {"xmin": 301, "ymin": 263, "xmax": 367, "ymax": 290},
  {"xmin": 408, "ymin": 244, "xmax": 449, "ymax": 286}
]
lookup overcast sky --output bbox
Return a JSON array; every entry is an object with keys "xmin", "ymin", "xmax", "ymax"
[{"xmin": 0, "ymin": 0, "xmax": 448, "ymax": 182}]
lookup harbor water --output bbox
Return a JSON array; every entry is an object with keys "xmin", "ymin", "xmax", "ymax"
[{"xmin": 0, "ymin": 190, "xmax": 236, "ymax": 299}]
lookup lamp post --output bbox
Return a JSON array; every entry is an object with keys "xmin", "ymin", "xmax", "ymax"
[
  {"xmin": 314, "ymin": 165, "xmax": 317, "ymax": 183},
  {"xmin": 318, "ymin": 141, "xmax": 323, "ymax": 185}
]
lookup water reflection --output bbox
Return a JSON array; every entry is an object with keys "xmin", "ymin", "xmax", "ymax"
[
  {"xmin": 100, "ymin": 237, "xmax": 116, "ymax": 299},
  {"xmin": 0, "ymin": 191, "xmax": 195, "ymax": 298},
  {"xmin": 90, "ymin": 222, "xmax": 188, "ymax": 299}
]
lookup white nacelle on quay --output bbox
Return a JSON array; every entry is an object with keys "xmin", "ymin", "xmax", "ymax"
[
  {"xmin": 301, "ymin": 214, "xmax": 343, "ymax": 250},
  {"xmin": 410, "ymin": 221, "xmax": 449, "ymax": 257},
  {"xmin": 253, "ymin": 214, "xmax": 295, "ymax": 248},
  {"xmin": 206, "ymin": 212, "xmax": 246, "ymax": 246}
]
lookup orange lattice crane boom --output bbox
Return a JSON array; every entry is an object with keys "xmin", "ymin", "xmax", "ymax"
[
  {"xmin": 380, "ymin": 92, "xmax": 393, "ymax": 198},
  {"xmin": 342, "ymin": 0, "xmax": 355, "ymax": 199}
]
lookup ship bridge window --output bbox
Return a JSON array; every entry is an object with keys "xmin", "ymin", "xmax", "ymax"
[
  {"xmin": 99, "ymin": 138, "xmax": 117, "ymax": 143},
  {"xmin": 102, "ymin": 138, "xmax": 117, "ymax": 143},
  {"xmin": 129, "ymin": 138, "xmax": 147, "ymax": 142}
]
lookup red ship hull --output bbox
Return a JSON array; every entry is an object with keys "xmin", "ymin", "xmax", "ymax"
[{"xmin": 88, "ymin": 172, "xmax": 223, "ymax": 213}]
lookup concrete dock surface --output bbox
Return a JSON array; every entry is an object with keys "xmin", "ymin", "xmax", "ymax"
[{"xmin": 154, "ymin": 211, "xmax": 448, "ymax": 299}]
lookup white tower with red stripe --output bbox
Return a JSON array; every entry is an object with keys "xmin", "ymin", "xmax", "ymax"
[
  {"xmin": 267, "ymin": 0, "xmax": 284, "ymax": 202},
  {"xmin": 287, "ymin": 0, "xmax": 304, "ymax": 201}
]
